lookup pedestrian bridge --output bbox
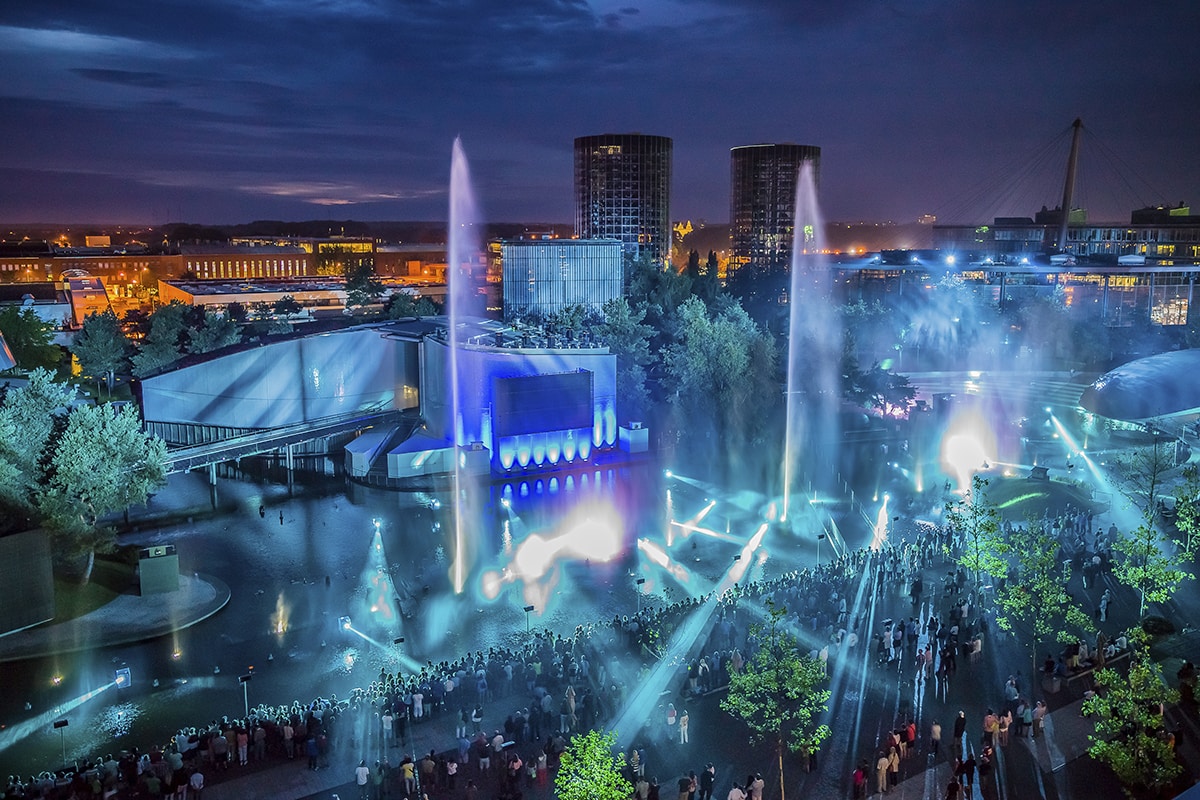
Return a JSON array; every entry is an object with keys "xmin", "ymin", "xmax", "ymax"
[{"xmin": 163, "ymin": 406, "xmax": 413, "ymax": 474}]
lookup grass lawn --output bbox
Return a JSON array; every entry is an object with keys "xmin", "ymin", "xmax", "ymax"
[
  {"xmin": 51, "ymin": 556, "xmax": 137, "ymax": 623},
  {"xmin": 983, "ymin": 476, "xmax": 1099, "ymax": 521}
]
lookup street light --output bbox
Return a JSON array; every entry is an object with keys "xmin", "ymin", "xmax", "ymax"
[
  {"xmin": 53, "ymin": 719, "xmax": 68, "ymax": 767},
  {"xmin": 239, "ymin": 673, "xmax": 253, "ymax": 718},
  {"xmin": 635, "ymin": 578, "xmax": 646, "ymax": 614},
  {"xmin": 817, "ymin": 532, "xmax": 827, "ymax": 567},
  {"xmin": 523, "ymin": 605, "xmax": 535, "ymax": 634}
]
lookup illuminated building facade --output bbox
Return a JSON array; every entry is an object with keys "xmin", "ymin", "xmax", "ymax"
[
  {"xmin": 729, "ymin": 143, "xmax": 821, "ymax": 277},
  {"xmin": 574, "ymin": 133, "xmax": 672, "ymax": 263},
  {"xmin": 500, "ymin": 239, "xmax": 623, "ymax": 321}
]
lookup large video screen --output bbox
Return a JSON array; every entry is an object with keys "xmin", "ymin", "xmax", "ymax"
[{"xmin": 493, "ymin": 371, "xmax": 593, "ymax": 437}]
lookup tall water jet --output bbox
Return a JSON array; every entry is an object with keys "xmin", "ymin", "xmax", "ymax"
[
  {"xmin": 447, "ymin": 137, "xmax": 485, "ymax": 593},
  {"xmin": 781, "ymin": 162, "xmax": 841, "ymax": 520}
]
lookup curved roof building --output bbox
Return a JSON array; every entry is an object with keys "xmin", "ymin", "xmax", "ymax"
[{"xmin": 1080, "ymin": 349, "xmax": 1200, "ymax": 421}]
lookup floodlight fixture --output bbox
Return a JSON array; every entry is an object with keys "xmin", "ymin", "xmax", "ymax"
[
  {"xmin": 393, "ymin": 637, "xmax": 405, "ymax": 644},
  {"xmin": 238, "ymin": 673, "xmax": 253, "ymax": 684},
  {"xmin": 114, "ymin": 668, "xmax": 131, "ymax": 688},
  {"xmin": 339, "ymin": 615, "xmax": 352, "ymax": 630},
  {"xmin": 53, "ymin": 719, "xmax": 69, "ymax": 730}
]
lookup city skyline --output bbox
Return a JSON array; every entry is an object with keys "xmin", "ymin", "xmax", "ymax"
[{"xmin": 0, "ymin": 1, "xmax": 1196, "ymax": 226}]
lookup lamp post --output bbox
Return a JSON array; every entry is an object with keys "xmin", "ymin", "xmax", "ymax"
[
  {"xmin": 635, "ymin": 578, "xmax": 646, "ymax": 614},
  {"xmin": 53, "ymin": 719, "xmax": 68, "ymax": 767},
  {"xmin": 523, "ymin": 605, "xmax": 535, "ymax": 635},
  {"xmin": 817, "ymin": 532, "xmax": 827, "ymax": 568},
  {"xmin": 239, "ymin": 673, "xmax": 253, "ymax": 718}
]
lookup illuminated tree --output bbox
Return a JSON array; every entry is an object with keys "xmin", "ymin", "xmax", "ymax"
[
  {"xmin": 186, "ymin": 308, "xmax": 241, "ymax": 354},
  {"xmin": 665, "ymin": 297, "xmax": 778, "ymax": 468},
  {"xmin": 993, "ymin": 520, "xmax": 1092, "ymax": 676},
  {"xmin": 131, "ymin": 302, "xmax": 187, "ymax": 377},
  {"xmin": 0, "ymin": 306, "xmax": 63, "ymax": 371},
  {"xmin": 1171, "ymin": 464, "xmax": 1200, "ymax": 556},
  {"xmin": 945, "ymin": 476, "xmax": 1007, "ymax": 596},
  {"xmin": 555, "ymin": 729, "xmax": 632, "ymax": 800},
  {"xmin": 39, "ymin": 403, "xmax": 167, "ymax": 583},
  {"xmin": 345, "ymin": 258, "xmax": 385, "ymax": 312},
  {"xmin": 721, "ymin": 602, "xmax": 830, "ymax": 800},
  {"xmin": 73, "ymin": 310, "xmax": 130, "ymax": 397},
  {"xmin": 387, "ymin": 292, "xmax": 439, "ymax": 319},
  {"xmin": 859, "ymin": 364, "xmax": 916, "ymax": 418},
  {"xmin": 273, "ymin": 295, "xmax": 303, "ymax": 316},
  {"xmin": 1083, "ymin": 639, "xmax": 1181, "ymax": 796},
  {"xmin": 598, "ymin": 298, "xmax": 654, "ymax": 422},
  {"xmin": 1111, "ymin": 441, "xmax": 1191, "ymax": 616}
]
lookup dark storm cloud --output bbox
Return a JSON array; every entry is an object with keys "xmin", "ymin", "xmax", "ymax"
[{"xmin": 0, "ymin": 0, "xmax": 1196, "ymax": 224}]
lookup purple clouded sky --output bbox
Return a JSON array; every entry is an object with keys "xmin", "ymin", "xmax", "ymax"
[{"xmin": 0, "ymin": 0, "xmax": 1196, "ymax": 226}]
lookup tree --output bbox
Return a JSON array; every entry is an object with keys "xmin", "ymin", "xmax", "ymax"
[
  {"xmin": 387, "ymin": 292, "xmax": 439, "ymax": 319},
  {"xmin": 993, "ymin": 520, "xmax": 1093, "ymax": 677},
  {"xmin": 273, "ymin": 295, "xmax": 302, "ymax": 316},
  {"xmin": 1111, "ymin": 440, "xmax": 1191, "ymax": 616},
  {"xmin": 131, "ymin": 302, "xmax": 187, "ymax": 377},
  {"xmin": 0, "ymin": 368, "xmax": 77, "ymax": 495},
  {"xmin": 225, "ymin": 301, "xmax": 249, "ymax": 324},
  {"xmin": 722, "ymin": 603, "xmax": 831, "ymax": 800},
  {"xmin": 859, "ymin": 364, "xmax": 916, "ymax": 418},
  {"xmin": 0, "ymin": 307, "xmax": 62, "ymax": 371},
  {"xmin": 555, "ymin": 728, "xmax": 632, "ymax": 800},
  {"xmin": 345, "ymin": 260, "xmax": 385, "ymax": 312},
  {"xmin": 39, "ymin": 403, "xmax": 167, "ymax": 583},
  {"xmin": 664, "ymin": 296, "xmax": 779, "ymax": 465},
  {"xmin": 1173, "ymin": 465, "xmax": 1200, "ymax": 556},
  {"xmin": 186, "ymin": 309, "xmax": 241, "ymax": 354},
  {"xmin": 1083, "ymin": 641, "xmax": 1181, "ymax": 796},
  {"xmin": 945, "ymin": 476, "xmax": 1008, "ymax": 596},
  {"xmin": 597, "ymin": 298, "xmax": 655, "ymax": 422},
  {"xmin": 73, "ymin": 309, "xmax": 130, "ymax": 397}
]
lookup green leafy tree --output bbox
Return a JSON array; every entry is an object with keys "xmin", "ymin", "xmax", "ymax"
[
  {"xmin": 39, "ymin": 403, "xmax": 167, "ymax": 583},
  {"xmin": 131, "ymin": 302, "xmax": 187, "ymax": 377},
  {"xmin": 693, "ymin": 250, "xmax": 721, "ymax": 306},
  {"xmin": 1111, "ymin": 440, "xmax": 1191, "ymax": 616},
  {"xmin": 186, "ymin": 309, "xmax": 241, "ymax": 354},
  {"xmin": 546, "ymin": 304, "xmax": 592, "ymax": 337},
  {"xmin": 73, "ymin": 310, "xmax": 130, "ymax": 397},
  {"xmin": 993, "ymin": 520, "xmax": 1093, "ymax": 676},
  {"xmin": 1174, "ymin": 465, "xmax": 1200, "ymax": 555},
  {"xmin": 0, "ymin": 307, "xmax": 62, "ymax": 371},
  {"xmin": 722, "ymin": 602, "xmax": 831, "ymax": 800},
  {"xmin": 555, "ymin": 729, "xmax": 632, "ymax": 800},
  {"xmin": 225, "ymin": 301, "xmax": 248, "ymax": 324},
  {"xmin": 597, "ymin": 298, "xmax": 655, "ymax": 422},
  {"xmin": 273, "ymin": 295, "xmax": 302, "ymax": 316},
  {"xmin": 945, "ymin": 476, "xmax": 1008, "ymax": 596},
  {"xmin": 0, "ymin": 368, "xmax": 77, "ymax": 495},
  {"xmin": 859, "ymin": 364, "xmax": 916, "ymax": 418},
  {"xmin": 387, "ymin": 292, "xmax": 440, "ymax": 319},
  {"xmin": 1083, "ymin": 641, "xmax": 1181, "ymax": 796},
  {"xmin": 664, "ymin": 297, "xmax": 778, "ymax": 467},
  {"xmin": 344, "ymin": 255, "xmax": 384, "ymax": 312},
  {"xmin": 626, "ymin": 252, "xmax": 692, "ymax": 325}
]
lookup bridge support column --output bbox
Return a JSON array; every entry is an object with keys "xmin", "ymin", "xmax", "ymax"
[
  {"xmin": 208, "ymin": 462, "xmax": 219, "ymax": 508},
  {"xmin": 285, "ymin": 445, "xmax": 295, "ymax": 494}
]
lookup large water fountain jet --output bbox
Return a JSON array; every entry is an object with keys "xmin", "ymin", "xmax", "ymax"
[
  {"xmin": 781, "ymin": 162, "xmax": 841, "ymax": 521},
  {"xmin": 447, "ymin": 137, "xmax": 485, "ymax": 594}
]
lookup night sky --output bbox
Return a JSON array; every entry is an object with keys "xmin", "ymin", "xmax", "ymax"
[{"xmin": 1, "ymin": 1, "xmax": 1197, "ymax": 226}]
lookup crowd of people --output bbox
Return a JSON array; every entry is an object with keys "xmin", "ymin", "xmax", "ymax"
[{"xmin": 1, "ymin": 494, "xmax": 1151, "ymax": 800}]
